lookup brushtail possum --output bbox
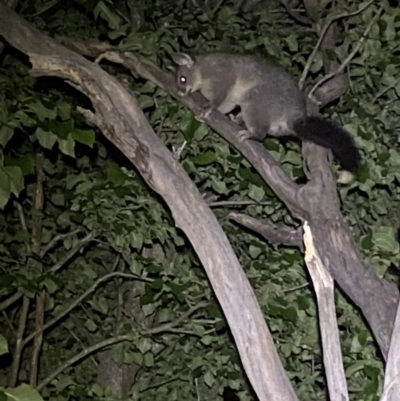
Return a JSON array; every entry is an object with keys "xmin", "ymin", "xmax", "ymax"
[{"xmin": 172, "ymin": 53, "xmax": 360, "ymax": 178}]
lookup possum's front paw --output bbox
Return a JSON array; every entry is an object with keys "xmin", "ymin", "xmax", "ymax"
[{"xmin": 196, "ymin": 107, "xmax": 212, "ymax": 122}]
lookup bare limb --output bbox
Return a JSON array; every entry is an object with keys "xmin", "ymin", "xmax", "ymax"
[
  {"xmin": 303, "ymin": 222, "xmax": 348, "ymax": 401},
  {"xmin": 229, "ymin": 213, "xmax": 304, "ymax": 249}
]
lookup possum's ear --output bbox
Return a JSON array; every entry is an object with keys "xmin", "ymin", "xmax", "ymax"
[{"xmin": 171, "ymin": 53, "xmax": 194, "ymax": 67}]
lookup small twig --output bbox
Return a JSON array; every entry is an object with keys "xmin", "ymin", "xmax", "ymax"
[
  {"xmin": 145, "ymin": 301, "xmax": 209, "ymax": 335},
  {"xmin": 21, "ymin": 272, "xmax": 147, "ymax": 348},
  {"xmin": 0, "ymin": 292, "xmax": 24, "ymax": 313},
  {"xmin": 15, "ymin": 202, "xmax": 28, "ymax": 232},
  {"xmin": 299, "ymin": 0, "xmax": 375, "ymax": 89},
  {"xmin": 49, "ymin": 230, "xmax": 98, "ymax": 273},
  {"xmin": 140, "ymin": 370, "xmax": 186, "ymax": 392},
  {"xmin": 309, "ymin": 7, "xmax": 383, "ymax": 97},
  {"xmin": 40, "ymin": 228, "xmax": 82, "ymax": 257},
  {"xmin": 172, "ymin": 140, "xmax": 187, "ymax": 160},
  {"xmin": 37, "ymin": 334, "xmax": 133, "ymax": 391},
  {"xmin": 373, "ymin": 76, "xmax": 400, "ymax": 103},
  {"xmin": 1, "ymin": 311, "xmax": 15, "ymax": 335},
  {"xmin": 283, "ymin": 283, "xmax": 309, "ymax": 293},
  {"xmin": 210, "ymin": 0, "xmax": 225, "ymax": 16},
  {"xmin": 62, "ymin": 324, "xmax": 98, "ymax": 368}
]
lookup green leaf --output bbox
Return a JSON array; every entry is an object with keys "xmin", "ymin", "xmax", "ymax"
[
  {"xmin": 0, "ymin": 126, "xmax": 13, "ymax": 147},
  {"xmin": 47, "ymin": 119, "xmax": 74, "ymax": 140},
  {"xmin": 248, "ymin": 184, "xmax": 264, "ymax": 202},
  {"xmin": 249, "ymin": 245, "xmax": 262, "ymax": 259},
  {"xmin": 372, "ymin": 226, "xmax": 398, "ymax": 253},
  {"xmin": 204, "ymin": 371, "xmax": 215, "ymax": 388},
  {"xmin": 26, "ymin": 100, "xmax": 57, "ymax": 121},
  {"xmin": 144, "ymin": 352, "xmax": 154, "ymax": 367},
  {"xmin": 85, "ymin": 319, "xmax": 97, "ymax": 332},
  {"xmin": 284, "ymin": 33, "xmax": 298, "ymax": 52},
  {"xmin": 58, "ymin": 134, "xmax": 75, "ymax": 158},
  {"xmin": 0, "ymin": 166, "xmax": 23, "ymax": 209},
  {"xmin": 138, "ymin": 95, "xmax": 154, "ymax": 109},
  {"xmin": 4, "ymin": 384, "xmax": 44, "ymax": 401},
  {"xmin": 280, "ymin": 306, "xmax": 298, "ymax": 324},
  {"xmin": 72, "ymin": 128, "xmax": 96, "ymax": 147},
  {"xmin": 191, "ymin": 150, "xmax": 216, "ymax": 166},
  {"xmin": 129, "ymin": 232, "xmax": 143, "ymax": 250},
  {"xmin": 131, "ymin": 352, "xmax": 143, "ymax": 365},
  {"xmin": 35, "ymin": 127, "xmax": 57, "ymax": 150},
  {"xmin": 106, "ymin": 164, "xmax": 128, "ymax": 187},
  {"xmin": 200, "ymin": 335, "xmax": 214, "ymax": 345},
  {"xmin": 94, "ymin": 1, "xmax": 123, "ymax": 29},
  {"xmin": 3, "ymin": 166, "xmax": 24, "ymax": 197},
  {"xmin": 55, "ymin": 375, "xmax": 75, "ymax": 392},
  {"xmin": 66, "ymin": 173, "xmax": 87, "ymax": 190},
  {"xmin": 5, "ymin": 155, "xmax": 34, "ymax": 176},
  {"xmin": 90, "ymin": 383, "xmax": 104, "ymax": 397},
  {"xmin": 57, "ymin": 102, "xmax": 72, "ymax": 120},
  {"xmin": 210, "ymin": 176, "xmax": 227, "ymax": 194},
  {"xmin": 181, "ymin": 113, "xmax": 202, "ymax": 141},
  {"xmin": 136, "ymin": 338, "xmax": 152, "ymax": 354},
  {"xmin": 89, "ymin": 298, "xmax": 109, "ymax": 315}
]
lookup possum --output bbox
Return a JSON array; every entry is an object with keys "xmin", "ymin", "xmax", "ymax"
[{"xmin": 172, "ymin": 53, "xmax": 360, "ymax": 181}]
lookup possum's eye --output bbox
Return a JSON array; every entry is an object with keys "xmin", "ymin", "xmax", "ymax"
[{"xmin": 179, "ymin": 76, "xmax": 187, "ymax": 84}]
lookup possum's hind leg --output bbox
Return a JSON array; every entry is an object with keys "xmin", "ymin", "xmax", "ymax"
[{"xmin": 238, "ymin": 104, "xmax": 269, "ymax": 142}]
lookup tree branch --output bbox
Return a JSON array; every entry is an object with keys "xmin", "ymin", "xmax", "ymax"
[{"xmin": 229, "ymin": 213, "xmax": 304, "ymax": 249}]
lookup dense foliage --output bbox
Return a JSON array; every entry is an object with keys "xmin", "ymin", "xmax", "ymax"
[{"xmin": 0, "ymin": 0, "xmax": 399, "ymax": 400}]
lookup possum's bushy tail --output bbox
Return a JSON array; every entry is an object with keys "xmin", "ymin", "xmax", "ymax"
[{"xmin": 293, "ymin": 116, "xmax": 360, "ymax": 173}]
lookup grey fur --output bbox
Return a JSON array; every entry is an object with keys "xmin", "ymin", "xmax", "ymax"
[
  {"xmin": 173, "ymin": 52, "xmax": 360, "ymax": 175},
  {"xmin": 173, "ymin": 53, "xmax": 306, "ymax": 141}
]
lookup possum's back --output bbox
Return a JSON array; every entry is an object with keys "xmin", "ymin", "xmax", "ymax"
[{"xmin": 195, "ymin": 53, "xmax": 305, "ymax": 109}]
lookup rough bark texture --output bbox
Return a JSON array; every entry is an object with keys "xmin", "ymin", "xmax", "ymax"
[{"xmin": 0, "ymin": 3, "xmax": 299, "ymax": 400}]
